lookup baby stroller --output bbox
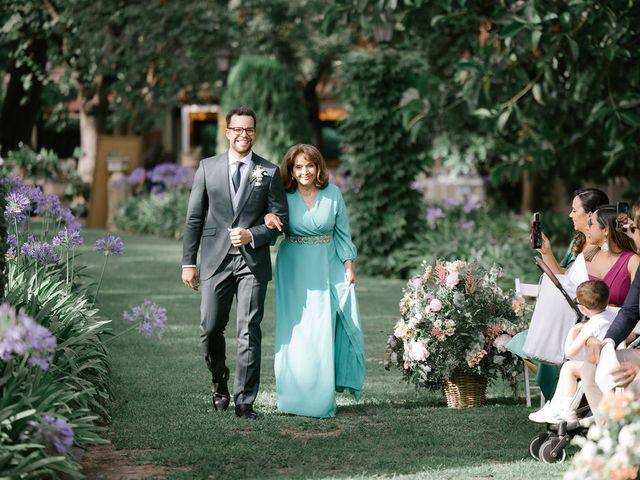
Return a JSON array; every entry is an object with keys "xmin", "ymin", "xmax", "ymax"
[
  {"xmin": 526, "ymin": 256, "xmax": 592, "ymax": 464},
  {"xmin": 528, "ymin": 383, "xmax": 594, "ymax": 463}
]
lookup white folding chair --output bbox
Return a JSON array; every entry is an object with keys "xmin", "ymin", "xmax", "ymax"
[{"xmin": 515, "ymin": 278, "xmax": 545, "ymax": 408}]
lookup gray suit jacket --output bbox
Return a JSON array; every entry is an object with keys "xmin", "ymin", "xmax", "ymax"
[{"xmin": 182, "ymin": 152, "xmax": 288, "ymax": 283}]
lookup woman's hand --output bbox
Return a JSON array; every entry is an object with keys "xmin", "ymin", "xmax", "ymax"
[
  {"xmin": 611, "ymin": 361, "xmax": 640, "ymax": 388},
  {"xmin": 264, "ymin": 213, "xmax": 283, "ymax": 231},
  {"xmin": 344, "ymin": 260, "xmax": 357, "ymax": 286},
  {"xmin": 536, "ymin": 232, "xmax": 553, "ymax": 256}
]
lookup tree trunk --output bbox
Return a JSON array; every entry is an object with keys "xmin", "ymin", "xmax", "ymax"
[
  {"xmin": 76, "ymin": 78, "xmax": 109, "ymax": 184},
  {"xmin": 303, "ymin": 78, "xmax": 322, "ymax": 148},
  {"xmin": 521, "ymin": 170, "xmax": 533, "ymax": 213},
  {"xmin": 0, "ymin": 38, "xmax": 47, "ymax": 155}
]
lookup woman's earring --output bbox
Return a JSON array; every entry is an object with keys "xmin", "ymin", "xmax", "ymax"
[{"xmin": 601, "ymin": 241, "xmax": 609, "ymax": 252}]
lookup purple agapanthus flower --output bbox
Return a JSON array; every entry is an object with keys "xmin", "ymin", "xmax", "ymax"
[
  {"xmin": 462, "ymin": 220, "xmax": 476, "ymax": 230},
  {"xmin": 4, "ymin": 191, "xmax": 32, "ymax": 222},
  {"xmin": 442, "ymin": 197, "xmax": 461, "ymax": 210},
  {"xmin": 426, "ymin": 207, "xmax": 445, "ymax": 226},
  {"xmin": 148, "ymin": 163, "xmax": 194, "ymax": 191},
  {"xmin": 52, "ymin": 227, "xmax": 84, "ymax": 248},
  {"xmin": 0, "ymin": 303, "xmax": 57, "ymax": 369},
  {"xmin": 20, "ymin": 415, "xmax": 74, "ymax": 455},
  {"xmin": 6, "ymin": 234, "xmax": 18, "ymax": 258},
  {"xmin": 123, "ymin": 300, "xmax": 167, "ymax": 338},
  {"xmin": 94, "ymin": 234, "xmax": 124, "ymax": 256},
  {"xmin": 34, "ymin": 194, "xmax": 63, "ymax": 218},
  {"xmin": 463, "ymin": 200, "xmax": 482, "ymax": 213},
  {"xmin": 14, "ymin": 183, "xmax": 45, "ymax": 206},
  {"xmin": 21, "ymin": 237, "xmax": 60, "ymax": 265},
  {"xmin": 0, "ymin": 175, "xmax": 23, "ymax": 190},
  {"xmin": 127, "ymin": 167, "xmax": 146, "ymax": 185}
]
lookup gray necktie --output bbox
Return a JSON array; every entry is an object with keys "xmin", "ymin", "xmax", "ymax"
[{"xmin": 232, "ymin": 162, "xmax": 242, "ymax": 193}]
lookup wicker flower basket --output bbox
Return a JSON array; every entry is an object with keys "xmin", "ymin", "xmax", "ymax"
[{"xmin": 443, "ymin": 371, "xmax": 488, "ymax": 408}]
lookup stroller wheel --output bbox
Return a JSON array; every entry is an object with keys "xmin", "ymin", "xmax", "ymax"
[
  {"xmin": 539, "ymin": 437, "xmax": 567, "ymax": 464},
  {"xmin": 528, "ymin": 432, "xmax": 550, "ymax": 460}
]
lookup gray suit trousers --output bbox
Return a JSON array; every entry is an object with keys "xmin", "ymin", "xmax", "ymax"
[{"xmin": 200, "ymin": 253, "xmax": 268, "ymax": 405}]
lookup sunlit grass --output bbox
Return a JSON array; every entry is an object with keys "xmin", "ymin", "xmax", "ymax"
[{"xmin": 79, "ymin": 229, "xmax": 571, "ymax": 479}]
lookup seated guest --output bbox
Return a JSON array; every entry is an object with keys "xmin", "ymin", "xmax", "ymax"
[
  {"xmin": 529, "ymin": 280, "xmax": 615, "ymax": 423},
  {"xmin": 508, "ymin": 188, "xmax": 609, "ymax": 399},
  {"xmin": 582, "ymin": 205, "xmax": 639, "ymax": 307}
]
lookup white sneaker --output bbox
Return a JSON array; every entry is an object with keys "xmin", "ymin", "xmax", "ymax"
[
  {"xmin": 528, "ymin": 402, "xmax": 555, "ymax": 423},
  {"xmin": 528, "ymin": 402, "xmax": 577, "ymax": 424}
]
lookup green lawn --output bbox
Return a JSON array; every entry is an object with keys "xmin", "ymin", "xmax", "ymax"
[{"xmin": 79, "ymin": 229, "xmax": 572, "ymax": 479}]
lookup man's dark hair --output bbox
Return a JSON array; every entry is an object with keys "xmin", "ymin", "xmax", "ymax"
[{"xmin": 225, "ymin": 107, "xmax": 256, "ymax": 127}]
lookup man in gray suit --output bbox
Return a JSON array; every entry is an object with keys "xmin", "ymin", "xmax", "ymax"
[{"xmin": 181, "ymin": 106, "xmax": 288, "ymax": 419}]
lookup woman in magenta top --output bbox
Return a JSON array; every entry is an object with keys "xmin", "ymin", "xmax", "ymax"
[{"xmin": 584, "ymin": 205, "xmax": 640, "ymax": 306}]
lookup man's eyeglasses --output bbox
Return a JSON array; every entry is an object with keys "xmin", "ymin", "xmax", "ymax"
[
  {"xmin": 227, "ymin": 127, "xmax": 256, "ymax": 136},
  {"xmin": 621, "ymin": 222, "xmax": 638, "ymax": 234}
]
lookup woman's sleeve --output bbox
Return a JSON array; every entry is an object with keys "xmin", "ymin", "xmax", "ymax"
[{"xmin": 334, "ymin": 189, "xmax": 357, "ymax": 263}]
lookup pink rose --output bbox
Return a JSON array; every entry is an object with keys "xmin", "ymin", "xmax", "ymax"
[
  {"xmin": 445, "ymin": 271, "xmax": 459, "ymax": 288},
  {"xmin": 493, "ymin": 334, "xmax": 512, "ymax": 353},
  {"xmin": 407, "ymin": 341, "xmax": 430, "ymax": 361},
  {"xmin": 429, "ymin": 298, "xmax": 443, "ymax": 312}
]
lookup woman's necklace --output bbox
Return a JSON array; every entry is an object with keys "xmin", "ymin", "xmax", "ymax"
[{"xmin": 299, "ymin": 187, "xmax": 318, "ymax": 209}]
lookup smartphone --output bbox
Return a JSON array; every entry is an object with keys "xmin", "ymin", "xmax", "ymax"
[
  {"xmin": 617, "ymin": 201, "xmax": 630, "ymax": 228},
  {"xmin": 531, "ymin": 212, "xmax": 542, "ymax": 249}
]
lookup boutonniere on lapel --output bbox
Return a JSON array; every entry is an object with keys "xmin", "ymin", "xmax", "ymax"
[{"xmin": 250, "ymin": 165, "xmax": 268, "ymax": 186}]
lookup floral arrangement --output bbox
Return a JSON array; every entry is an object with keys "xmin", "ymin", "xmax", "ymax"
[
  {"xmin": 564, "ymin": 390, "xmax": 640, "ymax": 480},
  {"xmin": 384, "ymin": 259, "xmax": 527, "ymax": 391}
]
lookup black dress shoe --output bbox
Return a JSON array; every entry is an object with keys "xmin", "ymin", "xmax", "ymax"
[
  {"xmin": 235, "ymin": 404, "xmax": 258, "ymax": 420},
  {"xmin": 211, "ymin": 368, "xmax": 230, "ymax": 411}
]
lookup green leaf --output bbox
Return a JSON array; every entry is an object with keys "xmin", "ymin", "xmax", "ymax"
[
  {"xmin": 532, "ymin": 84, "xmax": 544, "ymax": 105},
  {"xmin": 567, "ymin": 37, "xmax": 579, "ymax": 60},
  {"xmin": 620, "ymin": 111, "xmax": 640, "ymax": 128},
  {"xmin": 531, "ymin": 30, "xmax": 541, "ymax": 49},
  {"xmin": 501, "ymin": 22, "xmax": 525, "ymax": 38},
  {"xmin": 473, "ymin": 108, "xmax": 495, "ymax": 119},
  {"xmin": 497, "ymin": 108, "xmax": 512, "ymax": 131}
]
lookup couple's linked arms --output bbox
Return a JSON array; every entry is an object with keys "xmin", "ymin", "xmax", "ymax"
[{"xmin": 263, "ymin": 213, "xmax": 357, "ymax": 286}]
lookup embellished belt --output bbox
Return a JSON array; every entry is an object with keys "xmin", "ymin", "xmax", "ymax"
[{"xmin": 285, "ymin": 234, "xmax": 333, "ymax": 245}]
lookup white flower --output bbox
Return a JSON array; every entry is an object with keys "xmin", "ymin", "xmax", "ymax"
[
  {"xmin": 492, "ymin": 355, "xmax": 505, "ymax": 365},
  {"xmin": 394, "ymin": 321, "xmax": 413, "ymax": 340},
  {"xmin": 250, "ymin": 166, "xmax": 268, "ymax": 184},
  {"xmin": 445, "ymin": 271, "xmax": 459, "ymax": 288},
  {"xmin": 493, "ymin": 334, "xmax": 512, "ymax": 353},
  {"xmin": 598, "ymin": 435, "xmax": 613, "ymax": 453},
  {"xmin": 407, "ymin": 341, "xmax": 429, "ymax": 361},
  {"xmin": 429, "ymin": 298, "xmax": 443, "ymax": 312},
  {"xmin": 580, "ymin": 440, "xmax": 598, "ymax": 461},
  {"xmin": 618, "ymin": 425, "xmax": 636, "ymax": 448}
]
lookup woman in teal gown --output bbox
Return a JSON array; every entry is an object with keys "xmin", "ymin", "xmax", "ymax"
[{"xmin": 265, "ymin": 144, "xmax": 365, "ymax": 418}]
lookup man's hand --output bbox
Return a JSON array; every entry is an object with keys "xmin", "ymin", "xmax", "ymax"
[
  {"xmin": 611, "ymin": 361, "xmax": 640, "ymax": 388},
  {"xmin": 228, "ymin": 227, "xmax": 252, "ymax": 247},
  {"xmin": 182, "ymin": 267, "xmax": 200, "ymax": 291},
  {"xmin": 264, "ymin": 213, "xmax": 283, "ymax": 231},
  {"xmin": 585, "ymin": 337, "xmax": 605, "ymax": 364}
]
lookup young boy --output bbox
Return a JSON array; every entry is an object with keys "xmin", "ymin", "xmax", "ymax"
[{"xmin": 529, "ymin": 279, "xmax": 616, "ymax": 423}]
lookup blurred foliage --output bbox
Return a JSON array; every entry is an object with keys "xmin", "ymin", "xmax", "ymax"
[
  {"xmin": 114, "ymin": 190, "xmax": 190, "ymax": 240},
  {"xmin": 339, "ymin": 49, "xmax": 428, "ymax": 276},
  {"xmin": 390, "ymin": 204, "xmax": 574, "ymax": 285},
  {"xmin": 0, "ymin": 144, "xmax": 84, "ymax": 198},
  {"xmin": 0, "ymin": 183, "xmax": 6, "ymax": 300},
  {"xmin": 221, "ymin": 55, "xmax": 312, "ymax": 162},
  {"xmin": 326, "ymin": 0, "xmax": 640, "ymax": 201}
]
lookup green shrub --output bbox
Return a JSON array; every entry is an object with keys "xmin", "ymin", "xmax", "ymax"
[
  {"xmin": 114, "ymin": 190, "xmax": 190, "ymax": 239},
  {"xmin": 389, "ymin": 203, "xmax": 575, "ymax": 287},
  {"xmin": 221, "ymin": 54, "xmax": 311, "ymax": 162},
  {"xmin": 339, "ymin": 49, "xmax": 427, "ymax": 277}
]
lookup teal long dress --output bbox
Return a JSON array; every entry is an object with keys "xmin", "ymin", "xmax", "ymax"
[{"xmin": 274, "ymin": 184, "xmax": 365, "ymax": 418}]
